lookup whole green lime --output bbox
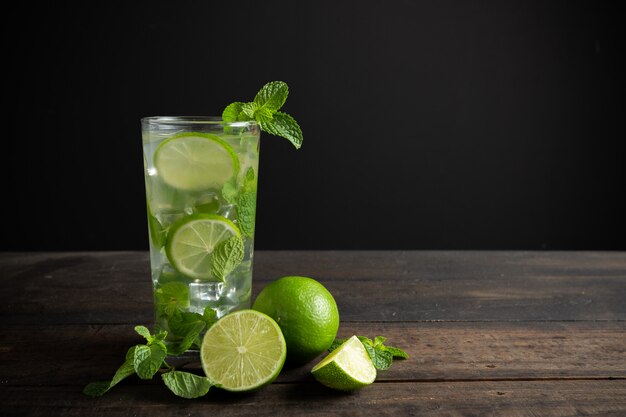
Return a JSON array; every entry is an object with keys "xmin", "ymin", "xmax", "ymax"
[{"xmin": 252, "ymin": 276, "xmax": 340, "ymax": 364}]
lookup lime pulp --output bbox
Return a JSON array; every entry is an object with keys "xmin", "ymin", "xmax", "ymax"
[
  {"xmin": 311, "ymin": 335, "xmax": 376, "ymax": 391},
  {"xmin": 153, "ymin": 132, "xmax": 239, "ymax": 191},
  {"xmin": 165, "ymin": 214, "xmax": 240, "ymax": 281},
  {"xmin": 200, "ymin": 310, "xmax": 286, "ymax": 392}
]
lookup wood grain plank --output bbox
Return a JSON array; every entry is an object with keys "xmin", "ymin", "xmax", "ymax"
[
  {"xmin": 1, "ymin": 251, "xmax": 625, "ymax": 324},
  {"xmin": 1, "ymin": 380, "xmax": 625, "ymax": 417},
  {"xmin": 2, "ymin": 251, "xmax": 625, "ymax": 416},
  {"xmin": 0, "ymin": 252, "xmax": 153, "ymax": 324},
  {"xmin": 2, "ymin": 322, "xmax": 624, "ymax": 386},
  {"xmin": 253, "ymin": 250, "xmax": 626, "ymax": 282}
]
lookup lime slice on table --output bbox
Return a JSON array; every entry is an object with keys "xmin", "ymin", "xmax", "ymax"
[
  {"xmin": 165, "ymin": 214, "xmax": 240, "ymax": 280},
  {"xmin": 311, "ymin": 335, "xmax": 376, "ymax": 391},
  {"xmin": 154, "ymin": 133, "xmax": 239, "ymax": 191},
  {"xmin": 201, "ymin": 310, "xmax": 286, "ymax": 392}
]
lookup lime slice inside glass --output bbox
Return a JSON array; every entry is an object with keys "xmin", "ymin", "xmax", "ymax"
[
  {"xmin": 165, "ymin": 214, "xmax": 240, "ymax": 280},
  {"xmin": 154, "ymin": 133, "xmax": 239, "ymax": 191},
  {"xmin": 311, "ymin": 335, "xmax": 376, "ymax": 391},
  {"xmin": 200, "ymin": 310, "xmax": 286, "ymax": 392}
]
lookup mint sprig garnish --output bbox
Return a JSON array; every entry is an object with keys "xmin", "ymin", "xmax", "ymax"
[
  {"xmin": 329, "ymin": 335, "xmax": 409, "ymax": 370},
  {"xmin": 83, "ymin": 325, "xmax": 214, "ymax": 399},
  {"xmin": 222, "ymin": 81, "xmax": 303, "ymax": 149}
]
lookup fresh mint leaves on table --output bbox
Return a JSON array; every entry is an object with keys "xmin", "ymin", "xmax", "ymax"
[
  {"xmin": 222, "ymin": 81, "xmax": 303, "ymax": 149},
  {"xmin": 329, "ymin": 336, "xmax": 409, "ymax": 370},
  {"xmin": 83, "ymin": 326, "xmax": 214, "ymax": 399},
  {"xmin": 161, "ymin": 370, "xmax": 213, "ymax": 399}
]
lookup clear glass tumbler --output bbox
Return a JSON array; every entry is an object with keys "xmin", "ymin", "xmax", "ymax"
[{"xmin": 141, "ymin": 116, "xmax": 260, "ymax": 346}]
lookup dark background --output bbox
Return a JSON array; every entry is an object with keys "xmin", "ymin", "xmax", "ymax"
[{"xmin": 2, "ymin": 1, "xmax": 624, "ymax": 251}]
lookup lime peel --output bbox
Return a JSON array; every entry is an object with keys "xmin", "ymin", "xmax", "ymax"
[{"xmin": 252, "ymin": 276, "xmax": 340, "ymax": 364}]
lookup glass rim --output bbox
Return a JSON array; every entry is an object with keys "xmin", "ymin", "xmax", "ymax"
[{"xmin": 141, "ymin": 116, "xmax": 258, "ymax": 127}]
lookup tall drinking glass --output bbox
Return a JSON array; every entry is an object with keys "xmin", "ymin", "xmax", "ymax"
[{"xmin": 141, "ymin": 117, "xmax": 260, "ymax": 347}]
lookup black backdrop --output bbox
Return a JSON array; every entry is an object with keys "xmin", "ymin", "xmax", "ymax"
[{"xmin": 2, "ymin": 1, "xmax": 624, "ymax": 251}]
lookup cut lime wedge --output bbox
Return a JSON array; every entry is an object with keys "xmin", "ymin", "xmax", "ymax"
[
  {"xmin": 154, "ymin": 133, "xmax": 239, "ymax": 191},
  {"xmin": 200, "ymin": 310, "xmax": 286, "ymax": 392},
  {"xmin": 311, "ymin": 335, "xmax": 376, "ymax": 391},
  {"xmin": 165, "ymin": 214, "xmax": 240, "ymax": 280}
]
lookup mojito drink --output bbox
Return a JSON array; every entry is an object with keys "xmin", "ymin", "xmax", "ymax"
[{"xmin": 141, "ymin": 117, "xmax": 260, "ymax": 344}]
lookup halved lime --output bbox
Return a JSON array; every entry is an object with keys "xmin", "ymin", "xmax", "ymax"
[
  {"xmin": 311, "ymin": 335, "xmax": 376, "ymax": 391},
  {"xmin": 200, "ymin": 310, "xmax": 286, "ymax": 392},
  {"xmin": 165, "ymin": 214, "xmax": 240, "ymax": 280},
  {"xmin": 154, "ymin": 133, "xmax": 239, "ymax": 191}
]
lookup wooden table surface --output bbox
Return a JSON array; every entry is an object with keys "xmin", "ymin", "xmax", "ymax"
[{"xmin": 1, "ymin": 251, "xmax": 625, "ymax": 416}]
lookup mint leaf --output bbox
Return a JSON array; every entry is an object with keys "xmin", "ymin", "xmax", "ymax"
[
  {"xmin": 110, "ymin": 360, "xmax": 136, "ymax": 384},
  {"xmin": 371, "ymin": 347, "xmax": 393, "ymax": 370},
  {"xmin": 237, "ymin": 192, "xmax": 256, "ymax": 237},
  {"xmin": 168, "ymin": 311, "xmax": 207, "ymax": 337},
  {"xmin": 210, "ymin": 235, "xmax": 245, "ymax": 281},
  {"xmin": 252, "ymin": 105, "xmax": 274, "ymax": 123},
  {"xmin": 166, "ymin": 339, "xmax": 198, "ymax": 357},
  {"xmin": 238, "ymin": 100, "xmax": 274, "ymax": 123},
  {"xmin": 222, "ymin": 102, "xmax": 245, "ymax": 122},
  {"xmin": 155, "ymin": 281, "xmax": 189, "ymax": 317},
  {"xmin": 361, "ymin": 341, "xmax": 377, "ymax": 364},
  {"xmin": 373, "ymin": 336, "xmax": 387, "ymax": 347},
  {"xmin": 134, "ymin": 325, "xmax": 167, "ymax": 345},
  {"xmin": 134, "ymin": 325, "xmax": 152, "ymax": 341},
  {"xmin": 224, "ymin": 168, "xmax": 257, "ymax": 237},
  {"xmin": 83, "ymin": 381, "xmax": 112, "ymax": 397},
  {"xmin": 153, "ymin": 329, "xmax": 168, "ymax": 342},
  {"xmin": 253, "ymin": 81, "xmax": 289, "ymax": 113},
  {"xmin": 259, "ymin": 111, "xmax": 303, "ymax": 149},
  {"xmin": 243, "ymin": 168, "xmax": 256, "ymax": 193},
  {"xmin": 241, "ymin": 102, "xmax": 256, "ymax": 119},
  {"xmin": 221, "ymin": 177, "xmax": 238, "ymax": 204},
  {"xmin": 356, "ymin": 336, "xmax": 373, "ymax": 347},
  {"xmin": 133, "ymin": 343, "xmax": 167, "ymax": 380},
  {"xmin": 203, "ymin": 306, "xmax": 217, "ymax": 324},
  {"xmin": 83, "ymin": 361, "xmax": 135, "ymax": 397},
  {"xmin": 165, "ymin": 311, "xmax": 207, "ymax": 355},
  {"xmin": 162, "ymin": 371, "xmax": 213, "ymax": 399},
  {"xmin": 384, "ymin": 346, "xmax": 410, "ymax": 359},
  {"xmin": 83, "ymin": 357, "xmax": 136, "ymax": 397}
]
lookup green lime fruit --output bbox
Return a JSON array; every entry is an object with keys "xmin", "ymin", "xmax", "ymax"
[
  {"xmin": 154, "ymin": 132, "xmax": 239, "ymax": 191},
  {"xmin": 252, "ymin": 276, "xmax": 340, "ymax": 364},
  {"xmin": 311, "ymin": 335, "xmax": 376, "ymax": 391},
  {"xmin": 165, "ymin": 213, "xmax": 240, "ymax": 280},
  {"xmin": 200, "ymin": 310, "xmax": 286, "ymax": 392}
]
